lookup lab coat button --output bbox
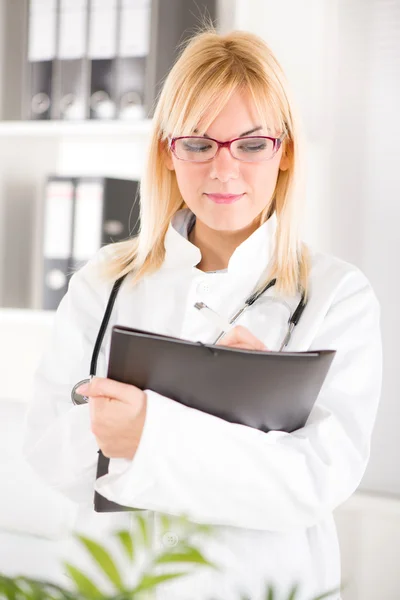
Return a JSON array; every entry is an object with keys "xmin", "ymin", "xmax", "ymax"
[
  {"xmin": 162, "ymin": 532, "xmax": 179, "ymax": 548},
  {"xmin": 196, "ymin": 281, "xmax": 211, "ymax": 294}
]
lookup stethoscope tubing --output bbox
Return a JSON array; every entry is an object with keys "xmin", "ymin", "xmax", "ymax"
[{"xmin": 71, "ymin": 274, "xmax": 307, "ymax": 405}]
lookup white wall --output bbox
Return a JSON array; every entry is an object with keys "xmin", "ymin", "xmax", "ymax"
[
  {"xmin": 334, "ymin": 492, "xmax": 400, "ymax": 599},
  {"xmin": 233, "ymin": 0, "xmax": 336, "ymax": 254},
  {"xmin": 231, "ymin": 0, "xmax": 400, "ymax": 497},
  {"xmin": 228, "ymin": 4, "xmax": 400, "ymax": 596},
  {"xmin": 355, "ymin": 0, "xmax": 400, "ymax": 497}
]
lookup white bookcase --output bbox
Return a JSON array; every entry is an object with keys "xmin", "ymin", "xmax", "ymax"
[
  {"xmin": 0, "ymin": 119, "xmax": 153, "ymax": 309},
  {"xmin": 0, "ymin": 0, "xmax": 155, "ymax": 308},
  {"xmin": 0, "ymin": 0, "xmax": 231, "ymax": 309}
]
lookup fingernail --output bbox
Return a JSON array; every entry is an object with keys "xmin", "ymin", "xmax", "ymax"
[{"xmin": 76, "ymin": 383, "xmax": 89, "ymax": 395}]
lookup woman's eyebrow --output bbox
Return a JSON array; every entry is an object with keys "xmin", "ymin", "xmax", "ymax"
[{"xmin": 193, "ymin": 126, "xmax": 263, "ymax": 138}]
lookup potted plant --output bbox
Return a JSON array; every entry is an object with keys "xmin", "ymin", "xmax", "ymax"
[{"xmin": 0, "ymin": 511, "xmax": 343, "ymax": 599}]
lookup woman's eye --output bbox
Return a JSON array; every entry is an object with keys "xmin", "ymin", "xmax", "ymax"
[
  {"xmin": 239, "ymin": 143, "xmax": 266, "ymax": 152},
  {"xmin": 183, "ymin": 142, "xmax": 211, "ymax": 152}
]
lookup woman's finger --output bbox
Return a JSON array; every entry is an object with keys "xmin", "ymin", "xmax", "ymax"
[
  {"xmin": 76, "ymin": 377, "xmax": 135, "ymax": 404},
  {"xmin": 216, "ymin": 325, "xmax": 268, "ymax": 350}
]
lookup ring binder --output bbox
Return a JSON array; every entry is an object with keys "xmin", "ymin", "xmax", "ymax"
[
  {"xmin": 54, "ymin": 0, "xmax": 89, "ymax": 120},
  {"xmin": 88, "ymin": 0, "xmax": 118, "ymax": 119},
  {"xmin": 27, "ymin": 0, "xmax": 58, "ymax": 120},
  {"xmin": 94, "ymin": 324, "xmax": 336, "ymax": 512}
]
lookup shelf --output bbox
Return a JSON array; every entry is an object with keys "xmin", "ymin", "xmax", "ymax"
[{"xmin": 0, "ymin": 119, "xmax": 153, "ymax": 137}]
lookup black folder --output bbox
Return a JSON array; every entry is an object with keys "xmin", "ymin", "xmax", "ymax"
[{"xmin": 94, "ymin": 326, "xmax": 336, "ymax": 512}]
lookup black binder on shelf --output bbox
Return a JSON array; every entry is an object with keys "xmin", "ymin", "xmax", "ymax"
[
  {"xmin": 94, "ymin": 325, "xmax": 336, "ymax": 512},
  {"xmin": 115, "ymin": 56, "xmax": 147, "ymax": 120},
  {"xmin": 88, "ymin": 0, "xmax": 118, "ymax": 119},
  {"xmin": 26, "ymin": 0, "xmax": 58, "ymax": 120},
  {"xmin": 53, "ymin": 0, "xmax": 89, "ymax": 120},
  {"xmin": 22, "ymin": 0, "xmax": 218, "ymax": 121},
  {"xmin": 42, "ymin": 176, "xmax": 76, "ymax": 310},
  {"xmin": 70, "ymin": 176, "xmax": 140, "ymax": 273},
  {"xmin": 115, "ymin": 0, "xmax": 151, "ymax": 120},
  {"xmin": 41, "ymin": 175, "xmax": 140, "ymax": 309}
]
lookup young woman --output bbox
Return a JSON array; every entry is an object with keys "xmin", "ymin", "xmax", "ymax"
[{"xmin": 23, "ymin": 27, "xmax": 382, "ymax": 600}]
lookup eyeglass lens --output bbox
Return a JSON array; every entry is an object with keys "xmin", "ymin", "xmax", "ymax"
[{"xmin": 173, "ymin": 137, "xmax": 277, "ymax": 162}]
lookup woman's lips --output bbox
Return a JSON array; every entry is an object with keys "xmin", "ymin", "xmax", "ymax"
[{"xmin": 205, "ymin": 193, "xmax": 245, "ymax": 204}]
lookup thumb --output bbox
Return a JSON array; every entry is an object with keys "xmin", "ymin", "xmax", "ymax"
[{"xmin": 76, "ymin": 377, "xmax": 135, "ymax": 404}]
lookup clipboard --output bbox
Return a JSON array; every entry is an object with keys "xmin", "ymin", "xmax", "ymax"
[{"xmin": 94, "ymin": 325, "xmax": 336, "ymax": 512}]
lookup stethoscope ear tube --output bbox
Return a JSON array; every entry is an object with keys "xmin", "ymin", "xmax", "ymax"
[
  {"xmin": 246, "ymin": 278, "xmax": 277, "ymax": 306},
  {"xmin": 214, "ymin": 280, "xmax": 307, "ymax": 349},
  {"xmin": 291, "ymin": 294, "xmax": 307, "ymax": 325},
  {"xmin": 279, "ymin": 291, "xmax": 307, "ymax": 350}
]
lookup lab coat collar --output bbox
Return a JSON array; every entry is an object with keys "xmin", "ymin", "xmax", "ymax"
[{"xmin": 163, "ymin": 208, "xmax": 277, "ymax": 275}]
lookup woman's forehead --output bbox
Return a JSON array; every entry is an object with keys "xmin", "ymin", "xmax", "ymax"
[
  {"xmin": 193, "ymin": 104, "xmax": 282, "ymax": 137},
  {"xmin": 192, "ymin": 125, "xmax": 277, "ymax": 136},
  {"xmin": 166, "ymin": 86, "xmax": 285, "ymax": 139},
  {"xmin": 186, "ymin": 123, "xmax": 280, "ymax": 140}
]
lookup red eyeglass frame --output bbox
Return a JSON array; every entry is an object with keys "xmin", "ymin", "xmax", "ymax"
[{"xmin": 168, "ymin": 132, "xmax": 287, "ymax": 162}]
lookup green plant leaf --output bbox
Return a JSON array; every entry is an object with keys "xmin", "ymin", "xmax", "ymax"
[
  {"xmin": 311, "ymin": 586, "xmax": 342, "ymax": 600},
  {"xmin": 134, "ymin": 513, "xmax": 151, "ymax": 549},
  {"xmin": 19, "ymin": 579, "xmax": 47, "ymax": 600},
  {"xmin": 191, "ymin": 523, "xmax": 215, "ymax": 536},
  {"xmin": 131, "ymin": 571, "xmax": 191, "ymax": 594},
  {"xmin": 159, "ymin": 513, "xmax": 171, "ymax": 536},
  {"xmin": 64, "ymin": 563, "xmax": 103, "ymax": 599},
  {"xmin": 174, "ymin": 513, "xmax": 215, "ymax": 537},
  {"xmin": 156, "ymin": 512, "xmax": 216, "ymax": 546},
  {"xmin": 8, "ymin": 575, "xmax": 78, "ymax": 600},
  {"xmin": 76, "ymin": 535, "xmax": 124, "ymax": 591},
  {"xmin": 0, "ymin": 575, "xmax": 61, "ymax": 600},
  {"xmin": 154, "ymin": 545, "xmax": 220, "ymax": 570},
  {"xmin": 114, "ymin": 530, "xmax": 135, "ymax": 562},
  {"xmin": 31, "ymin": 579, "xmax": 65, "ymax": 600},
  {"xmin": 185, "ymin": 520, "xmax": 216, "ymax": 539},
  {"xmin": 287, "ymin": 583, "xmax": 299, "ymax": 600},
  {"xmin": 265, "ymin": 584, "xmax": 276, "ymax": 600},
  {"xmin": 0, "ymin": 575, "xmax": 23, "ymax": 600}
]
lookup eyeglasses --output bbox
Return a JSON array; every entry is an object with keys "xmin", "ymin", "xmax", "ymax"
[{"xmin": 168, "ymin": 132, "xmax": 287, "ymax": 163}]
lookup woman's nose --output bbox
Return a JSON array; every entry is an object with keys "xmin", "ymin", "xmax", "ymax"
[{"xmin": 209, "ymin": 147, "xmax": 240, "ymax": 181}]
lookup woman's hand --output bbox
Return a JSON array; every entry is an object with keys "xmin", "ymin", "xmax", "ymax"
[
  {"xmin": 216, "ymin": 325, "xmax": 269, "ymax": 351},
  {"xmin": 75, "ymin": 378, "xmax": 147, "ymax": 460}
]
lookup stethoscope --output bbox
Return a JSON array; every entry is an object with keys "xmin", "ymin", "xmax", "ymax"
[{"xmin": 71, "ymin": 274, "xmax": 307, "ymax": 405}]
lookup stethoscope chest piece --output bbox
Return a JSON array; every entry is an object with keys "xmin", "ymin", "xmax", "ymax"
[{"xmin": 71, "ymin": 378, "xmax": 91, "ymax": 405}]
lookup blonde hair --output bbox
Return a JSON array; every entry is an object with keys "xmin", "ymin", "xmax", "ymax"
[{"xmin": 97, "ymin": 25, "xmax": 310, "ymax": 300}]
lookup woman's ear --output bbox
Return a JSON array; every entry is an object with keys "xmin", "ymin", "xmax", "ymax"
[{"xmin": 159, "ymin": 139, "xmax": 175, "ymax": 171}]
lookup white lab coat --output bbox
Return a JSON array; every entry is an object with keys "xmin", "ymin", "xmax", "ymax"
[{"xmin": 22, "ymin": 208, "xmax": 382, "ymax": 600}]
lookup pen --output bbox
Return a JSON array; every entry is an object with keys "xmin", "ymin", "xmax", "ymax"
[{"xmin": 194, "ymin": 301, "xmax": 235, "ymax": 342}]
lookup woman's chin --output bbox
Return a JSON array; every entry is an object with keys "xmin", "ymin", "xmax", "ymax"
[{"xmin": 200, "ymin": 212, "xmax": 257, "ymax": 233}]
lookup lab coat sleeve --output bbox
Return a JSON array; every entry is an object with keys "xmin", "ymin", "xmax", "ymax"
[
  {"xmin": 95, "ymin": 267, "xmax": 383, "ymax": 532},
  {"xmin": 22, "ymin": 249, "xmax": 112, "ymax": 505}
]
